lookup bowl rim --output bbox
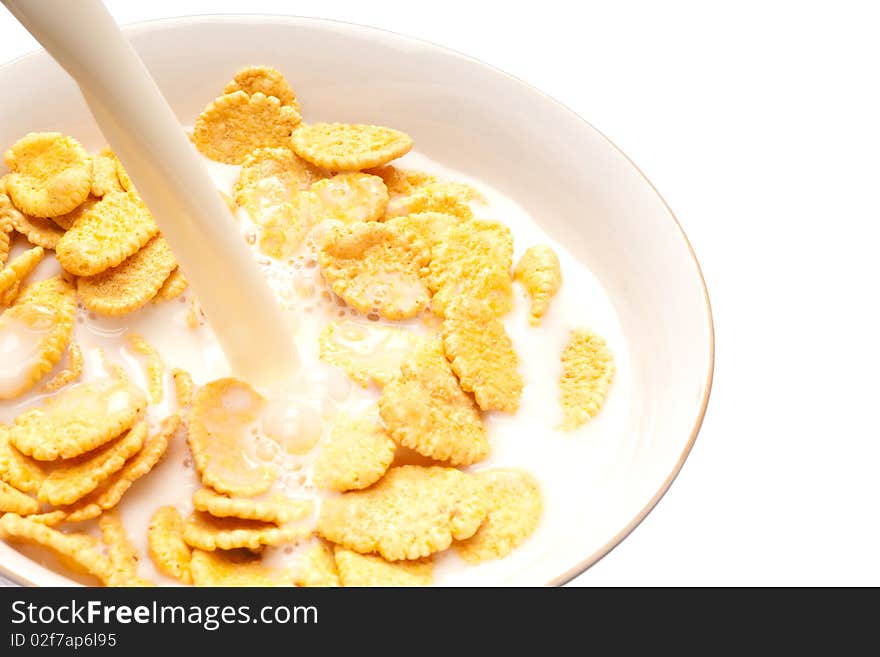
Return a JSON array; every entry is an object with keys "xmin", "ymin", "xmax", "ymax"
[{"xmin": 0, "ymin": 13, "xmax": 715, "ymax": 588}]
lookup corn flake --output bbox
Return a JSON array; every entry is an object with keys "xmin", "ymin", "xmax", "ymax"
[
  {"xmin": 182, "ymin": 512, "xmax": 311, "ymax": 551},
  {"xmin": 257, "ymin": 192, "xmax": 322, "ymax": 259},
  {"xmin": 154, "ymin": 267, "xmax": 188, "ymax": 303},
  {"xmin": 313, "ymin": 413, "xmax": 396, "ymax": 492},
  {"xmin": 57, "ymin": 415, "xmax": 179, "ymax": 524},
  {"xmin": 291, "ymin": 123, "xmax": 413, "ymax": 170},
  {"xmin": 188, "ymin": 378, "xmax": 274, "ymax": 496},
  {"xmin": 0, "ymin": 425, "xmax": 45, "ymax": 494},
  {"xmin": 334, "ymin": 546, "xmax": 432, "ymax": 587},
  {"xmin": 0, "ymin": 277, "xmax": 76, "ymax": 400},
  {"xmin": 193, "ymin": 91, "xmax": 302, "ymax": 164},
  {"xmin": 293, "ymin": 540, "xmax": 340, "ymax": 587},
  {"xmin": 428, "ymin": 218, "xmax": 514, "ymax": 318},
  {"xmin": 190, "ymin": 549, "xmax": 292, "ymax": 587},
  {"xmin": 127, "ymin": 334, "xmax": 165, "ymax": 404},
  {"xmin": 0, "ymin": 513, "xmax": 116, "ymax": 585},
  {"xmin": 0, "ymin": 195, "xmax": 65, "ymax": 249},
  {"xmin": 172, "ymin": 368, "xmax": 194, "ymax": 408},
  {"xmin": 148, "ymin": 506, "xmax": 193, "ymax": 584},
  {"xmin": 365, "ymin": 166, "xmax": 436, "ymax": 196},
  {"xmin": 318, "ymin": 321, "xmax": 425, "ymax": 388},
  {"xmin": 0, "ymin": 217, "xmax": 10, "ymax": 267},
  {"xmin": 514, "ymin": 245, "xmax": 562, "ymax": 325},
  {"xmin": 3, "ymin": 133, "xmax": 91, "ymax": 217},
  {"xmin": 318, "ymin": 221, "xmax": 431, "ymax": 320},
  {"xmin": 99, "ymin": 510, "xmax": 152, "ymax": 586},
  {"xmin": 51, "ymin": 195, "xmax": 99, "ymax": 231},
  {"xmin": 441, "ymin": 299, "xmax": 523, "ymax": 412},
  {"xmin": 456, "ymin": 469, "xmax": 542, "ymax": 563},
  {"xmin": 91, "ymin": 149, "xmax": 124, "ymax": 197},
  {"xmin": 378, "ymin": 340, "xmax": 488, "ymax": 466},
  {"xmin": 192, "ymin": 488, "xmax": 313, "ymax": 525},
  {"xmin": 37, "ymin": 422, "xmax": 147, "ymax": 506},
  {"xmin": 0, "ymin": 246, "xmax": 44, "ymax": 306},
  {"xmin": 559, "ymin": 329, "xmax": 615, "ymax": 430},
  {"xmin": 385, "ymin": 182, "xmax": 481, "ymax": 221},
  {"xmin": 311, "ymin": 172, "xmax": 389, "ymax": 223},
  {"xmin": 77, "ymin": 236, "xmax": 177, "ymax": 316},
  {"xmin": 56, "ymin": 191, "xmax": 158, "ymax": 277},
  {"xmin": 9, "ymin": 377, "xmax": 147, "ymax": 461},
  {"xmin": 234, "ymin": 147, "xmax": 321, "ymax": 220},
  {"xmin": 43, "ymin": 343, "xmax": 84, "ymax": 392},
  {"xmin": 318, "ymin": 465, "xmax": 486, "ymax": 561},
  {"xmin": 0, "ymin": 479, "xmax": 39, "ymax": 515},
  {"xmin": 224, "ymin": 65, "xmax": 299, "ymax": 111}
]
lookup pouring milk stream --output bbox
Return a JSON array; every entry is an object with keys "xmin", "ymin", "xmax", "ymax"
[{"xmin": 1, "ymin": 0, "xmax": 300, "ymax": 389}]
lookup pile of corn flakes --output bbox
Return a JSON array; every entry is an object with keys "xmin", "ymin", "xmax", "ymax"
[{"xmin": 0, "ymin": 65, "xmax": 615, "ymax": 586}]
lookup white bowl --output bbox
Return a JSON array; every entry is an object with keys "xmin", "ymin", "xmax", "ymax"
[{"xmin": 0, "ymin": 15, "xmax": 713, "ymax": 586}]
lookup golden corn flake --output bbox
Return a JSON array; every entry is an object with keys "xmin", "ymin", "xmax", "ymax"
[
  {"xmin": 559, "ymin": 329, "xmax": 615, "ymax": 430},
  {"xmin": 172, "ymin": 368, "xmax": 194, "ymax": 408},
  {"xmin": 43, "ymin": 342, "xmax": 84, "ymax": 392},
  {"xmin": 0, "ymin": 425, "xmax": 45, "ymax": 494},
  {"xmin": 291, "ymin": 123, "xmax": 413, "ymax": 170},
  {"xmin": 99, "ymin": 510, "xmax": 152, "ymax": 586},
  {"xmin": 456, "ymin": 469, "xmax": 542, "ymax": 563},
  {"xmin": 91, "ymin": 148, "xmax": 124, "ymax": 197},
  {"xmin": 224, "ymin": 65, "xmax": 299, "ymax": 111},
  {"xmin": 0, "ymin": 513, "xmax": 116, "ymax": 585},
  {"xmin": 127, "ymin": 333, "xmax": 165, "ymax": 404},
  {"xmin": 51, "ymin": 195, "xmax": 99, "ymax": 231},
  {"xmin": 148, "ymin": 506, "xmax": 193, "ymax": 584},
  {"xmin": 190, "ymin": 548, "xmax": 292, "ymax": 587},
  {"xmin": 428, "ymin": 218, "xmax": 514, "ymax": 318},
  {"xmin": 193, "ymin": 91, "xmax": 302, "ymax": 164},
  {"xmin": 386, "ymin": 212, "xmax": 458, "ymax": 250},
  {"xmin": 37, "ymin": 422, "xmax": 147, "ymax": 506},
  {"xmin": 313, "ymin": 413, "xmax": 396, "ymax": 492},
  {"xmin": 0, "ymin": 195, "xmax": 65, "ymax": 249},
  {"xmin": 56, "ymin": 191, "xmax": 158, "ymax": 277},
  {"xmin": 3, "ymin": 133, "xmax": 92, "ymax": 218},
  {"xmin": 311, "ymin": 172, "xmax": 389, "ymax": 223},
  {"xmin": 441, "ymin": 299, "xmax": 523, "ymax": 413},
  {"xmin": 0, "ymin": 479, "xmax": 39, "ymax": 515},
  {"xmin": 318, "ymin": 321, "xmax": 425, "ymax": 388},
  {"xmin": 365, "ymin": 166, "xmax": 436, "ymax": 196},
  {"xmin": 385, "ymin": 182, "xmax": 480, "ymax": 221},
  {"xmin": 293, "ymin": 540, "xmax": 340, "ymax": 587},
  {"xmin": 192, "ymin": 488, "xmax": 313, "ymax": 525},
  {"xmin": 0, "ymin": 217, "xmax": 10, "ymax": 267},
  {"xmin": 234, "ymin": 147, "xmax": 321, "ymax": 219},
  {"xmin": 378, "ymin": 340, "xmax": 488, "ymax": 466},
  {"xmin": 77, "ymin": 236, "xmax": 177, "ymax": 316},
  {"xmin": 58, "ymin": 415, "xmax": 179, "ymax": 524},
  {"xmin": 334, "ymin": 546, "xmax": 432, "ymax": 587},
  {"xmin": 514, "ymin": 245, "xmax": 562, "ymax": 325},
  {"xmin": 318, "ymin": 465, "xmax": 486, "ymax": 561},
  {"xmin": 182, "ymin": 512, "xmax": 311, "ymax": 551},
  {"xmin": 188, "ymin": 378, "xmax": 275, "ymax": 497},
  {"xmin": 154, "ymin": 267, "xmax": 188, "ymax": 303},
  {"xmin": 0, "ymin": 246, "xmax": 44, "ymax": 306},
  {"xmin": 0, "ymin": 276, "xmax": 76, "ymax": 400},
  {"xmin": 9, "ymin": 377, "xmax": 147, "ymax": 461},
  {"xmin": 257, "ymin": 192, "xmax": 322, "ymax": 259},
  {"xmin": 318, "ymin": 221, "xmax": 431, "ymax": 320}
]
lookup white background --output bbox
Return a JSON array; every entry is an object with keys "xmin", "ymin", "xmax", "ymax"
[{"xmin": 1, "ymin": 0, "xmax": 878, "ymax": 586}]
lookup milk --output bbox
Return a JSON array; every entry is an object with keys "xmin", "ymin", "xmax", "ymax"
[{"xmin": 1, "ymin": 148, "xmax": 631, "ymax": 585}]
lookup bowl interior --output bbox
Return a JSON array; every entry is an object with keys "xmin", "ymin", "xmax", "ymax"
[{"xmin": 0, "ymin": 16, "xmax": 712, "ymax": 586}]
